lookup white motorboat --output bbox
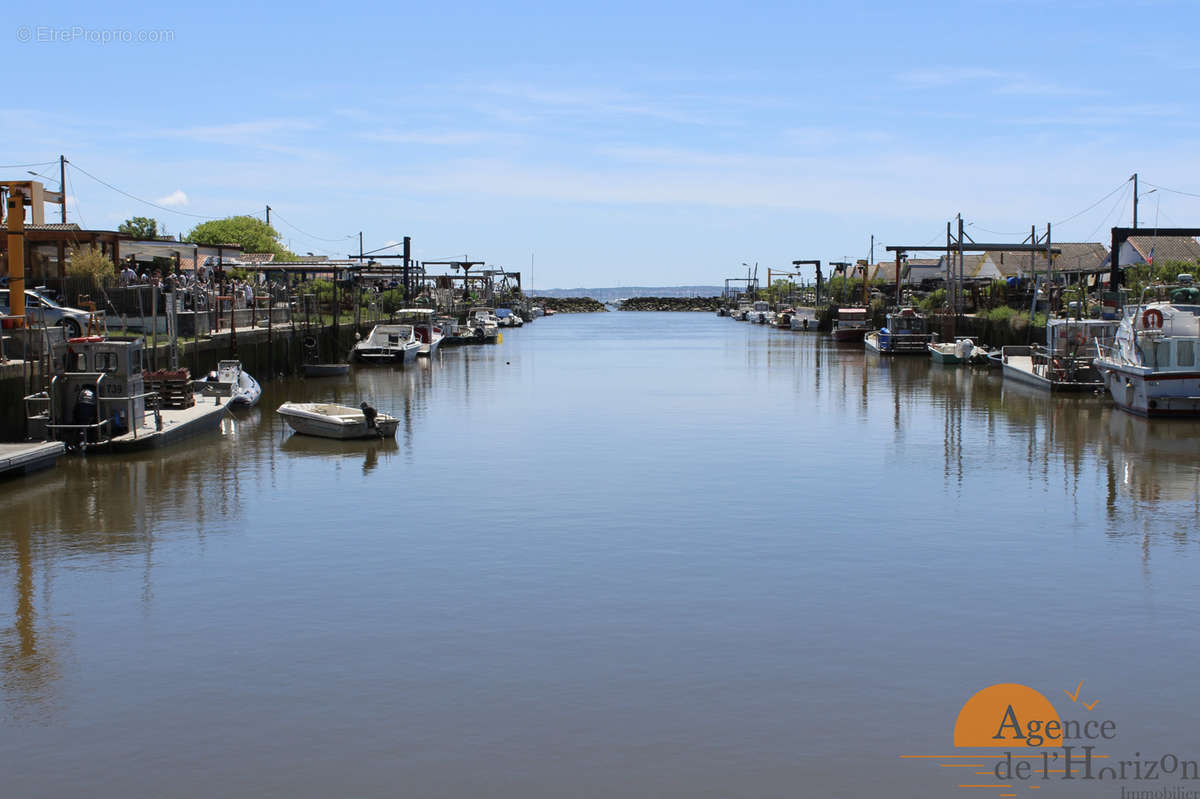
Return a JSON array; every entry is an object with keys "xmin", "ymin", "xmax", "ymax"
[
  {"xmin": 789, "ymin": 307, "xmax": 820, "ymax": 331},
  {"xmin": 396, "ymin": 309, "xmax": 444, "ymax": 357},
  {"xmin": 352, "ymin": 324, "xmax": 421, "ymax": 364},
  {"xmin": 746, "ymin": 300, "xmax": 775, "ymax": 325},
  {"xmin": 496, "ymin": 308, "xmax": 524, "ymax": 327},
  {"xmin": 205, "ymin": 359, "xmax": 261, "ymax": 406},
  {"xmin": 276, "ymin": 402, "xmax": 399, "ymax": 439},
  {"xmin": 463, "ymin": 307, "xmax": 500, "ymax": 342},
  {"xmin": 1094, "ymin": 279, "xmax": 1200, "ymax": 416}
]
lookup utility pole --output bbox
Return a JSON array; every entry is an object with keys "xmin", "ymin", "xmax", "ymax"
[
  {"xmin": 1132, "ymin": 173, "xmax": 1138, "ymax": 229},
  {"xmin": 57, "ymin": 153, "xmax": 66, "ymax": 220},
  {"xmin": 358, "ymin": 231, "xmax": 363, "ymax": 261},
  {"xmin": 957, "ymin": 214, "xmax": 964, "ymax": 317},
  {"xmin": 403, "ymin": 236, "xmax": 411, "ymax": 299},
  {"xmin": 265, "ymin": 205, "xmax": 271, "ymax": 226}
]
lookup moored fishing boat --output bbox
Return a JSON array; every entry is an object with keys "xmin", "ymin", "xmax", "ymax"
[
  {"xmin": 23, "ymin": 336, "xmax": 231, "ymax": 453},
  {"xmin": 832, "ymin": 307, "xmax": 869, "ymax": 342},
  {"xmin": 788, "ymin": 307, "xmax": 820, "ymax": 331},
  {"xmin": 1094, "ymin": 278, "xmax": 1200, "ymax": 416},
  {"xmin": 864, "ymin": 308, "xmax": 932, "ymax": 355},
  {"xmin": 1000, "ymin": 318, "xmax": 1116, "ymax": 392}
]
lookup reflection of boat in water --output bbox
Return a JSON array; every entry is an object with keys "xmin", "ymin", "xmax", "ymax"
[
  {"xmin": 280, "ymin": 426, "xmax": 399, "ymax": 473},
  {"xmin": 303, "ymin": 363, "xmax": 350, "ymax": 378},
  {"xmin": 1106, "ymin": 412, "xmax": 1200, "ymax": 503}
]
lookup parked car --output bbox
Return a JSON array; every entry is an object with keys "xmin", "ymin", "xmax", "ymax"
[{"xmin": 0, "ymin": 289, "xmax": 93, "ymax": 337}]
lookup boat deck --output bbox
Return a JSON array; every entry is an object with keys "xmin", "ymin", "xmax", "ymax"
[{"xmin": 0, "ymin": 441, "xmax": 65, "ymax": 479}]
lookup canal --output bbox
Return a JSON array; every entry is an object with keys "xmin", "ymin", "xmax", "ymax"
[{"xmin": 2, "ymin": 312, "xmax": 1197, "ymax": 797}]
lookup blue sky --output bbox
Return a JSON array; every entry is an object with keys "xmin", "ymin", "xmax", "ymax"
[{"xmin": 8, "ymin": 0, "xmax": 1200, "ymax": 287}]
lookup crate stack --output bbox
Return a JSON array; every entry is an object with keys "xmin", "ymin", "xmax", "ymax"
[{"xmin": 144, "ymin": 368, "xmax": 195, "ymax": 409}]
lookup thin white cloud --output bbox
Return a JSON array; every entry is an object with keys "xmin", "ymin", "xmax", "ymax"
[
  {"xmin": 156, "ymin": 189, "xmax": 188, "ymax": 207},
  {"xmin": 897, "ymin": 67, "xmax": 1097, "ymax": 97},
  {"xmin": 361, "ymin": 130, "xmax": 497, "ymax": 146}
]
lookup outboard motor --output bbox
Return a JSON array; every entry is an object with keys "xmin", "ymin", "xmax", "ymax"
[{"xmin": 73, "ymin": 387, "xmax": 98, "ymax": 445}]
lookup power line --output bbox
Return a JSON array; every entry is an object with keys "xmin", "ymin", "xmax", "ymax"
[
  {"xmin": 66, "ymin": 168, "xmax": 86, "ymax": 229},
  {"xmin": 967, "ymin": 222, "xmax": 1024, "ymax": 237},
  {"xmin": 1083, "ymin": 181, "xmax": 1130, "ymax": 243},
  {"xmin": 1143, "ymin": 180, "xmax": 1200, "ymax": 200},
  {"xmin": 1053, "ymin": 179, "xmax": 1131, "ymax": 226},
  {"xmin": 68, "ymin": 161, "xmax": 247, "ymax": 220},
  {"xmin": 0, "ymin": 160, "xmax": 58, "ymax": 169},
  {"xmin": 269, "ymin": 210, "xmax": 355, "ymax": 243}
]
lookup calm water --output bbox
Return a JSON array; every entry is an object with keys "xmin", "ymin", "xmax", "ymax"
[{"xmin": 2, "ymin": 312, "xmax": 1198, "ymax": 798}]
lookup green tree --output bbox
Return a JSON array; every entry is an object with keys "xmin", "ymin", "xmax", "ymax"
[
  {"xmin": 185, "ymin": 216, "xmax": 297, "ymax": 259},
  {"xmin": 118, "ymin": 216, "xmax": 162, "ymax": 239},
  {"xmin": 66, "ymin": 244, "xmax": 116, "ymax": 283}
]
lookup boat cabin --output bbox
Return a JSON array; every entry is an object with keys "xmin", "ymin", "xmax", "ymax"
[
  {"xmin": 837, "ymin": 308, "xmax": 868, "ymax": 327},
  {"xmin": 885, "ymin": 308, "xmax": 927, "ymax": 333},
  {"xmin": 29, "ymin": 337, "xmax": 149, "ymax": 442},
  {"xmin": 1045, "ymin": 318, "xmax": 1118, "ymax": 357}
]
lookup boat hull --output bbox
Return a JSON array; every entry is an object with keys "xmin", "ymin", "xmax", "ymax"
[
  {"xmin": 277, "ymin": 403, "xmax": 399, "ymax": 439},
  {"xmin": 928, "ymin": 345, "xmax": 961, "ymax": 364},
  {"xmin": 1095, "ymin": 361, "xmax": 1200, "ymax": 417},
  {"xmin": 1001, "ymin": 347, "xmax": 1102, "ymax": 393},
  {"xmin": 866, "ymin": 331, "xmax": 932, "ymax": 355},
  {"xmin": 832, "ymin": 327, "xmax": 866, "ymax": 342}
]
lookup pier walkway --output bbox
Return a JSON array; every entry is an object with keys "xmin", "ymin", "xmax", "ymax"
[{"xmin": 0, "ymin": 441, "xmax": 65, "ymax": 479}]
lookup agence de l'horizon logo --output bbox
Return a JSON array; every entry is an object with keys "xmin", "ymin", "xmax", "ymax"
[{"xmin": 902, "ymin": 682, "xmax": 1200, "ymax": 798}]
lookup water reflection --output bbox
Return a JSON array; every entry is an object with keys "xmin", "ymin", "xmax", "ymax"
[
  {"xmin": 279, "ymin": 434, "xmax": 399, "ymax": 475},
  {"xmin": 0, "ymin": 475, "xmax": 67, "ymax": 718},
  {"xmin": 1, "ymin": 315, "xmax": 1198, "ymax": 791}
]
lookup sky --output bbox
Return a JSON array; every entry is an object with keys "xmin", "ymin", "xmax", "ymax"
[{"xmin": 7, "ymin": 0, "xmax": 1200, "ymax": 288}]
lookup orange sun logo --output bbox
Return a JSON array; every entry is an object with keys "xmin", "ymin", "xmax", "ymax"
[{"xmin": 954, "ymin": 683, "xmax": 1062, "ymax": 748}]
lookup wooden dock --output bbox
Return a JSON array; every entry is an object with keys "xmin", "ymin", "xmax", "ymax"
[{"xmin": 0, "ymin": 441, "xmax": 65, "ymax": 480}]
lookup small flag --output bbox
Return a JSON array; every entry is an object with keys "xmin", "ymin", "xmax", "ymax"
[{"xmin": 1147, "ymin": 246, "xmax": 1155, "ymax": 266}]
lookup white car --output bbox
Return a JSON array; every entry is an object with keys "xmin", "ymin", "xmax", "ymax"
[{"xmin": 0, "ymin": 288, "xmax": 94, "ymax": 337}]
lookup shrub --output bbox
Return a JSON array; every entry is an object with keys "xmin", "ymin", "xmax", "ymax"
[{"xmin": 66, "ymin": 245, "xmax": 116, "ymax": 283}]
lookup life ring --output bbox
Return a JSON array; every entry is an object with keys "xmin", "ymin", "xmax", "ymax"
[{"xmin": 1143, "ymin": 308, "xmax": 1164, "ymax": 329}]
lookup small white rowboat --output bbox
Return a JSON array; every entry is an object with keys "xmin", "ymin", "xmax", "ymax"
[{"xmin": 276, "ymin": 402, "xmax": 399, "ymax": 439}]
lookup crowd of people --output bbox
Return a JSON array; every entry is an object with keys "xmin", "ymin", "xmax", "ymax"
[{"xmin": 117, "ymin": 259, "xmax": 286, "ymax": 312}]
